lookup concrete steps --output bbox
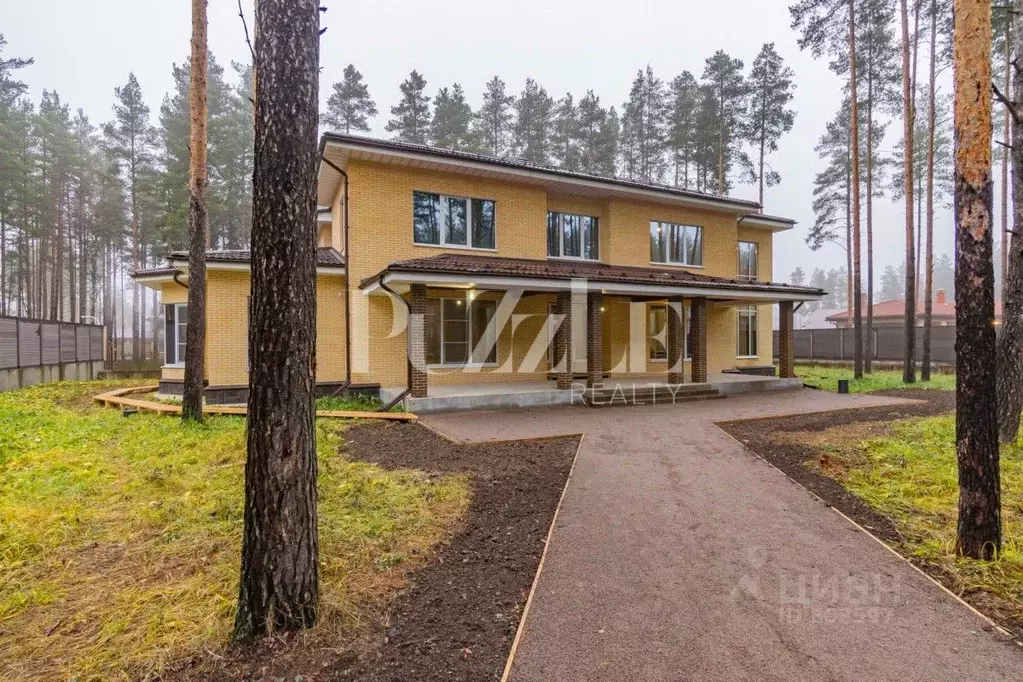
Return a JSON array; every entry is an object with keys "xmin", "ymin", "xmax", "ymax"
[{"xmin": 581, "ymin": 383, "xmax": 724, "ymax": 407}]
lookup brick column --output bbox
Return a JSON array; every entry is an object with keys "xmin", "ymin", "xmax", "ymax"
[
  {"xmin": 779, "ymin": 300, "xmax": 795, "ymax": 379},
  {"xmin": 586, "ymin": 291, "xmax": 603, "ymax": 388},
  {"xmin": 555, "ymin": 291, "xmax": 573, "ymax": 390},
  {"xmin": 409, "ymin": 283, "xmax": 428, "ymax": 398},
  {"xmin": 666, "ymin": 296, "xmax": 685, "ymax": 384},
  {"xmin": 690, "ymin": 297, "xmax": 708, "ymax": 383}
]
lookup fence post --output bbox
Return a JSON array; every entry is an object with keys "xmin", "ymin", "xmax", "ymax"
[{"xmin": 809, "ymin": 329, "xmax": 815, "ymax": 359}]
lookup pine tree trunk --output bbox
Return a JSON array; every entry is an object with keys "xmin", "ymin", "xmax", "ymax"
[
  {"xmin": 1, "ymin": 213, "xmax": 6, "ymax": 316},
  {"xmin": 183, "ymin": 0, "xmax": 209, "ymax": 423},
  {"xmin": 997, "ymin": 0, "xmax": 1023, "ymax": 443},
  {"xmin": 901, "ymin": 0, "xmax": 917, "ymax": 383},
  {"xmin": 922, "ymin": 0, "xmax": 938, "ymax": 381},
  {"xmin": 953, "ymin": 0, "xmax": 1001, "ymax": 560},
  {"xmin": 1002, "ymin": 18, "xmax": 1012, "ymax": 296},
  {"xmin": 234, "ymin": 0, "xmax": 320, "ymax": 641},
  {"xmin": 850, "ymin": 0, "xmax": 864, "ymax": 379},
  {"xmin": 866, "ymin": 55, "xmax": 875, "ymax": 374}
]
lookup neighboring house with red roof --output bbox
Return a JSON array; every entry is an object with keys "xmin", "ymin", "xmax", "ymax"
[{"xmin": 825, "ymin": 290, "xmax": 1001, "ymax": 328}]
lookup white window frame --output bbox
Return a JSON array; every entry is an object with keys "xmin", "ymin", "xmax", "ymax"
[
  {"xmin": 412, "ymin": 191, "xmax": 497, "ymax": 251},
  {"xmin": 650, "ymin": 221, "xmax": 704, "ymax": 267},
  {"xmin": 738, "ymin": 241, "xmax": 758, "ymax": 281},
  {"xmin": 427, "ymin": 297, "xmax": 499, "ymax": 368},
  {"xmin": 649, "ymin": 304, "xmax": 691, "ymax": 362},
  {"xmin": 736, "ymin": 305, "xmax": 759, "ymax": 359},
  {"xmin": 547, "ymin": 211, "xmax": 600, "ymax": 261},
  {"xmin": 166, "ymin": 303, "xmax": 187, "ymax": 368}
]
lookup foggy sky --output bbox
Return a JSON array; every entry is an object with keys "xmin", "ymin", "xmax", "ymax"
[{"xmin": 2, "ymin": 0, "xmax": 978, "ymax": 291}]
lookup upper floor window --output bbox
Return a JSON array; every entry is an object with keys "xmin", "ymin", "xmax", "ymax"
[
  {"xmin": 650, "ymin": 221, "xmax": 703, "ymax": 266},
  {"xmin": 164, "ymin": 303, "xmax": 187, "ymax": 366},
  {"xmin": 738, "ymin": 241, "xmax": 758, "ymax": 281},
  {"xmin": 548, "ymin": 211, "xmax": 599, "ymax": 260},
  {"xmin": 413, "ymin": 191, "xmax": 496, "ymax": 249}
]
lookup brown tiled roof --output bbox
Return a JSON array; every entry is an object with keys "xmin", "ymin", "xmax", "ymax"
[
  {"xmin": 168, "ymin": 247, "xmax": 345, "ymax": 267},
  {"xmin": 362, "ymin": 253, "xmax": 825, "ymax": 296},
  {"xmin": 826, "ymin": 297, "xmax": 1002, "ymax": 321},
  {"xmin": 321, "ymin": 133, "xmax": 778, "ymax": 214},
  {"xmin": 132, "ymin": 266, "xmax": 180, "ymax": 278}
]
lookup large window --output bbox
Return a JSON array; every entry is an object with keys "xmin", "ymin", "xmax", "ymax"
[
  {"xmin": 737, "ymin": 305, "xmax": 758, "ymax": 358},
  {"xmin": 424, "ymin": 298, "xmax": 498, "ymax": 366},
  {"xmin": 413, "ymin": 191, "xmax": 496, "ymax": 249},
  {"xmin": 738, "ymin": 241, "xmax": 758, "ymax": 281},
  {"xmin": 650, "ymin": 221, "xmax": 703, "ymax": 266},
  {"xmin": 649, "ymin": 304, "xmax": 691, "ymax": 361},
  {"xmin": 548, "ymin": 211, "xmax": 599, "ymax": 259},
  {"xmin": 164, "ymin": 303, "xmax": 187, "ymax": 366}
]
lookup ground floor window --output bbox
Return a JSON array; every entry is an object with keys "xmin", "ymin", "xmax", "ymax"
[
  {"xmin": 649, "ymin": 304, "xmax": 691, "ymax": 361},
  {"xmin": 164, "ymin": 303, "xmax": 187, "ymax": 365},
  {"xmin": 425, "ymin": 297, "xmax": 498, "ymax": 366},
  {"xmin": 737, "ymin": 305, "xmax": 758, "ymax": 357}
]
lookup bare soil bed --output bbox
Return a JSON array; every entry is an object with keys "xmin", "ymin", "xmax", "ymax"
[
  {"xmin": 169, "ymin": 422, "xmax": 578, "ymax": 682},
  {"xmin": 717, "ymin": 388, "xmax": 1023, "ymax": 639},
  {"xmin": 718, "ymin": 388, "xmax": 954, "ymax": 546}
]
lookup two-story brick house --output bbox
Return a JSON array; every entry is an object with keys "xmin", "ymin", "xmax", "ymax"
[{"xmin": 134, "ymin": 133, "xmax": 825, "ymax": 408}]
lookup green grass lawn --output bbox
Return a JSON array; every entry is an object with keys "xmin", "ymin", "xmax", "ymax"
[
  {"xmin": 807, "ymin": 416, "xmax": 1023, "ymax": 629},
  {"xmin": 0, "ymin": 381, "xmax": 468, "ymax": 681},
  {"xmin": 795, "ymin": 363, "xmax": 956, "ymax": 393}
]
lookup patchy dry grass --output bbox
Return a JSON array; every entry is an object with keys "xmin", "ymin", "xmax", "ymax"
[
  {"xmin": 801, "ymin": 416, "xmax": 1023, "ymax": 630},
  {"xmin": 0, "ymin": 381, "xmax": 469, "ymax": 681},
  {"xmin": 796, "ymin": 364, "xmax": 956, "ymax": 393}
]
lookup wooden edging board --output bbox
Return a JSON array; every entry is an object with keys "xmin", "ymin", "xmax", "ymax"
[{"xmin": 92, "ymin": 386, "xmax": 417, "ymax": 422}]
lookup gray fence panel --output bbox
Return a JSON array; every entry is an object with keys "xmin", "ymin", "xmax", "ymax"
[
  {"xmin": 90, "ymin": 327, "xmax": 104, "ymax": 361},
  {"xmin": 59, "ymin": 324, "xmax": 77, "ymax": 363},
  {"xmin": 76, "ymin": 326, "xmax": 90, "ymax": 361},
  {"xmin": 40, "ymin": 323, "xmax": 59, "ymax": 365},
  {"xmin": 783, "ymin": 325, "xmax": 962, "ymax": 363},
  {"xmin": 0, "ymin": 319, "xmax": 17, "ymax": 369},
  {"xmin": 810, "ymin": 328, "xmax": 844, "ymax": 359},
  {"xmin": 18, "ymin": 320, "xmax": 40, "ymax": 366}
]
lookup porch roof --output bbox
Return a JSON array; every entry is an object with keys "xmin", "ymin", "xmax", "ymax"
[{"xmin": 361, "ymin": 253, "xmax": 826, "ymax": 303}]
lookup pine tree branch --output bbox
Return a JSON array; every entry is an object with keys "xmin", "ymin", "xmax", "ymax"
[
  {"xmin": 992, "ymin": 82, "xmax": 1020, "ymax": 124},
  {"xmin": 237, "ymin": 0, "xmax": 255, "ymax": 62}
]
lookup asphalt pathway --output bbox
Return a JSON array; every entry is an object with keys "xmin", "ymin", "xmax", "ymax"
[{"xmin": 422, "ymin": 389, "xmax": 1021, "ymax": 682}]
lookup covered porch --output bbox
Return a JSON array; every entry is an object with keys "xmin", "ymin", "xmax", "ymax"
[{"xmin": 361, "ymin": 253, "xmax": 824, "ymax": 412}]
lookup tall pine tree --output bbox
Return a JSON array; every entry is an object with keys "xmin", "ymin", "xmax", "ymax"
[
  {"xmin": 431, "ymin": 83, "xmax": 473, "ymax": 150},
  {"xmin": 472, "ymin": 76, "xmax": 514, "ymax": 157},
  {"xmin": 512, "ymin": 78, "xmax": 555, "ymax": 164},
  {"xmin": 701, "ymin": 50, "xmax": 748, "ymax": 195},
  {"xmin": 742, "ymin": 43, "xmax": 796, "ymax": 206},
  {"xmin": 323, "ymin": 64, "xmax": 377, "ymax": 134},
  {"xmin": 621, "ymin": 66, "xmax": 667, "ymax": 184},
  {"xmin": 385, "ymin": 70, "xmax": 430, "ymax": 144}
]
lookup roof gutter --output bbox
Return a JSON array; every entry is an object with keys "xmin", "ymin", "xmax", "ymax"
[{"xmin": 321, "ymin": 154, "xmax": 353, "ymax": 390}]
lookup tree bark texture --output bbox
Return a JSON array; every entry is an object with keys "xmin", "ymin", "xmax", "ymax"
[
  {"xmin": 850, "ymin": 0, "xmax": 864, "ymax": 379},
  {"xmin": 183, "ymin": 0, "xmax": 209, "ymax": 423},
  {"xmin": 922, "ymin": 0, "xmax": 938, "ymax": 381},
  {"xmin": 901, "ymin": 0, "xmax": 917, "ymax": 383},
  {"xmin": 997, "ymin": 0, "xmax": 1023, "ymax": 443},
  {"xmin": 1002, "ymin": 17, "xmax": 1011, "ymax": 295},
  {"xmin": 234, "ymin": 0, "xmax": 320, "ymax": 640},
  {"xmin": 953, "ymin": 0, "xmax": 1001, "ymax": 560}
]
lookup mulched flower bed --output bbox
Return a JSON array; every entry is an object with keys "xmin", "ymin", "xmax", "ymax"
[{"xmin": 169, "ymin": 422, "xmax": 578, "ymax": 682}]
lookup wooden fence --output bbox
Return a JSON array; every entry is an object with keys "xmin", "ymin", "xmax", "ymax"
[{"xmin": 773, "ymin": 326, "xmax": 959, "ymax": 364}]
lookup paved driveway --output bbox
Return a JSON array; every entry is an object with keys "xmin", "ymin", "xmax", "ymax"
[{"xmin": 422, "ymin": 390, "xmax": 1021, "ymax": 682}]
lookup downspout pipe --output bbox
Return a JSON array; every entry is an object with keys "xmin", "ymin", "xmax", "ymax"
[
  {"xmin": 377, "ymin": 274, "xmax": 413, "ymax": 412},
  {"xmin": 321, "ymin": 155, "xmax": 353, "ymax": 398}
]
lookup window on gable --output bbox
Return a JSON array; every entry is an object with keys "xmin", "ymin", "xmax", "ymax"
[
  {"xmin": 738, "ymin": 241, "xmax": 758, "ymax": 281},
  {"xmin": 650, "ymin": 221, "xmax": 703, "ymax": 266},
  {"xmin": 548, "ymin": 211, "xmax": 599, "ymax": 259},
  {"xmin": 413, "ymin": 191, "xmax": 496, "ymax": 249}
]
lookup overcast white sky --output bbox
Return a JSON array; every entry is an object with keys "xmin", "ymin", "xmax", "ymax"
[{"xmin": 2, "ymin": 0, "xmax": 975, "ymax": 287}]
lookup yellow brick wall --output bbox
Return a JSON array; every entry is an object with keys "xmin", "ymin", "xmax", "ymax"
[
  {"xmin": 341, "ymin": 160, "xmax": 781, "ymax": 387},
  {"xmin": 159, "ymin": 270, "xmax": 347, "ymax": 387}
]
